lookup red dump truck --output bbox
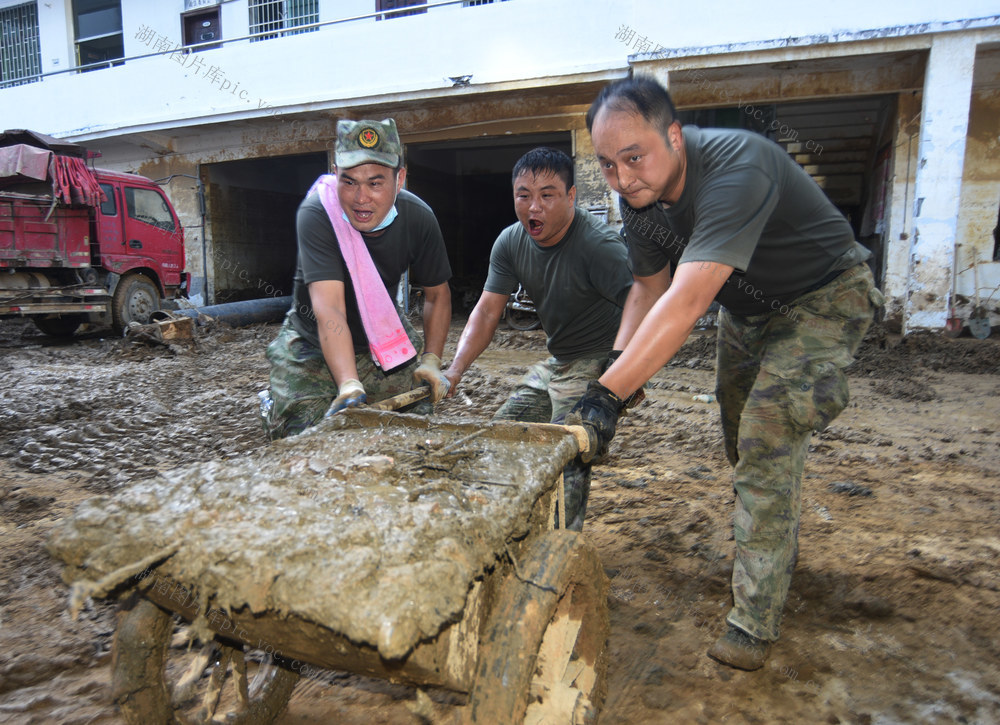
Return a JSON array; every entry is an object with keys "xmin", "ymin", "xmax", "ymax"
[{"xmin": 0, "ymin": 129, "xmax": 186, "ymax": 336}]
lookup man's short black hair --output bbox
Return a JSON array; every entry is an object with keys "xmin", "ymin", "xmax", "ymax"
[
  {"xmin": 586, "ymin": 76, "xmax": 679, "ymax": 144},
  {"xmin": 512, "ymin": 147, "xmax": 574, "ymax": 192}
]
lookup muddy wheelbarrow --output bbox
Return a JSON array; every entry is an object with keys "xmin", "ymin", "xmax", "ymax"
[{"xmin": 48, "ymin": 406, "xmax": 609, "ymax": 724}]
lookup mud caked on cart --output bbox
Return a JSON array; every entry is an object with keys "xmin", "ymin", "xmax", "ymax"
[{"xmin": 49, "ymin": 408, "xmax": 610, "ymax": 724}]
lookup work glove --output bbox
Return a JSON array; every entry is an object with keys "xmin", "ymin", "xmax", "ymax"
[
  {"xmin": 325, "ymin": 378, "xmax": 367, "ymax": 417},
  {"xmin": 601, "ymin": 350, "xmax": 646, "ymax": 412},
  {"xmin": 412, "ymin": 352, "xmax": 450, "ymax": 403},
  {"xmin": 564, "ymin": 380, "xmax": 625, "ymax": 463}
]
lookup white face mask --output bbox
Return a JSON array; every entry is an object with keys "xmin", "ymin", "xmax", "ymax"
[
  {"xmin": 371, "ymin": 204, "xmax": 398, "ymax": 231},
  {"xmin": 341, "ymin": 204, "xmax": 397, "ymax": 231}
]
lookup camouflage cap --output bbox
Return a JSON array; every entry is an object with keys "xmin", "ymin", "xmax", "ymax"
[{"xmin": 335, "ymin": 118, "xmax": 402, "ymax": 169}]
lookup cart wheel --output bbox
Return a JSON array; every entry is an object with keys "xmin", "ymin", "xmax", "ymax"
[
  {"xmin": 112, "ymin": 597, "xmax": 299, "ymax": 725},
  {"xmin": 467, "ymin": 530, "xmax": 609, "ymax": 724}
]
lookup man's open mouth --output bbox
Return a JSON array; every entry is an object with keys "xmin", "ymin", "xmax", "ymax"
[
  {"xmin": 528, "ymin": 219, "xmax": 543, "ymax": 233},
  {"xmin": 354, "ymin": 209, "xmax": 374, "ymax": 222}
]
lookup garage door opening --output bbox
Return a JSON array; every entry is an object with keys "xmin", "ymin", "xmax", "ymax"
[
  {"xmin": 404, "ymin": 132, "xmax": 572, "ymax": 311},
  {"xmin": 204, "ymin": 152, "xmax": 327, "ymax": 303}
]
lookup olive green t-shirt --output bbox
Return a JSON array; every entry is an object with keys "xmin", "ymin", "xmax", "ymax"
[
  {"xmin": 290, "ymin": 187, "xmax": 451, "ymax": 351},
  {"xmin": 484, "ymin": 207, "xmax": 632, "ymax": 361},
  {"xmin": 622, "ymin": 126, "xmax": 870, "ymax": 316}
]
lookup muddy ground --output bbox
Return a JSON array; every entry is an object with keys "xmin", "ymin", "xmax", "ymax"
[{"xmin": 0, "ymin": 314, "xmax": 998, "ymax": 724}]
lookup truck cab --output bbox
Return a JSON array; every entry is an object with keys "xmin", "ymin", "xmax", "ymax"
[
  {"xmin": 0, "ymin": 129, "xmax": 187, "ymax": 335},
  {"xmin": 92, "ymin": 169, "xmax": 186, "ymax": 328}
]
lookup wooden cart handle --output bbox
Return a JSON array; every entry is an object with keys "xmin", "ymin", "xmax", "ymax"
[
  {"xmin": 521, "ymin": 422, "xmax": 592, "ymax": 455},
  {"xmin": 368, "ymin": 387, "xmax": 431, "ymax": 411},
  {"xmin": 368, "ymin": 389, "xmax": 593, "ymax": 455}
]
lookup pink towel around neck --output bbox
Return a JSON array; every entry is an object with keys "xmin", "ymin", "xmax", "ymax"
[{"xmin": 310, "ymin": 174, "xmax": 416, "ymax": 370}]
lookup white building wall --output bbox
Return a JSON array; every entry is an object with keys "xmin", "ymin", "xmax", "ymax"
[
  {"xmin": 219, "ymin": 0, "xmax": 250, "ymax": 40},
  {"xmin": 2, "ymin": 0, "xmax": 999, "ymax": 139},
  {"xmin": 35, "ymin": 0, "xmax": 73, "ymax": 75},
  {"xmin": 122, "ymin": 3, "xmax": 181, "ymax": 59},
  {"xmin": 321, "ymin": 0, "xmax": 372, "ymax": 24}
]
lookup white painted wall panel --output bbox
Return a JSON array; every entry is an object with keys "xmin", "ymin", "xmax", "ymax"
[{"xmin": 1, "ymin": 0, "xmax": 998, "ymax": 139}]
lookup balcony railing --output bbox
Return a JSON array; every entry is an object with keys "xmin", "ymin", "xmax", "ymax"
[{"xmin": 0, "ymin": 0, "xmax": 505, "ymax": 89}]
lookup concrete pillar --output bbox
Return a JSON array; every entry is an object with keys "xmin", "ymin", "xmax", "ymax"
[
  {"xmin": 573, "ymin": 129, "xmax": 616, "ymax": 223},
  {"xmin": 882, "ymin": 91, "xmax": 922, "ymax": 330},
  {"xmin": 904, "ymin": 33, "xmax": 977, "ymax": 333}
]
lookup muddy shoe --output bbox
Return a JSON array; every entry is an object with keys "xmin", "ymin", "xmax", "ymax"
[{"xmin": 707, "ymin": 625, "xmax": 772, "ymax": 671}]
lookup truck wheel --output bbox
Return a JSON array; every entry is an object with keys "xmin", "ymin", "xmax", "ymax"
[
  {"xmin": 467, "ymin": 530, "xmax": 609, "ymax": 724},
  {"xmin": 113, "ymin": 273, "xmax": 160, "ymax": 332},
  {"xmin": 112, "ymin": 596, "xmax": 299, "ymax": 725},
  {"xmin": 33, "ymin": 315, "xmax": 84, "ymax": 337}
]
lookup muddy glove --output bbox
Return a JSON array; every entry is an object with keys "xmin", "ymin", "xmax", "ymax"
[
  {"xmin": 602, "ymin": 350, "xmax": 646, "ymax": 412},
  {"xmin": 565, "ymin": 380, "xmax": 625, "ymax": 463},
  {"xmin": 325, "ymin": 379, "xmax": 366, "ymax": 417},
  {"xmin": 412, "ymin": 352, "xmax": 450, "ymax": 403}
]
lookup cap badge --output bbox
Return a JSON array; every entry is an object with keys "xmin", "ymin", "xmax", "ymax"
[{"xmin": 359, "ymin": 128, "xmax": 379, "ymax": 148}]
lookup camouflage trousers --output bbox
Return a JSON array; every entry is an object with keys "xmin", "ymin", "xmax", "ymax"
[
  {"xmin": 261, "ymin": 313, "xmax": 431, "ymax": 441},
  {"xmin": 716, "ymin": 263, "xmax": 884, "ymax": 642},
  {"xmin": 493, "ymin": 355, "xmax": 606, "ymax": 423},
  {"xmin": 493, "ymin": 355, "xmax": 607, "ymax": 531}
]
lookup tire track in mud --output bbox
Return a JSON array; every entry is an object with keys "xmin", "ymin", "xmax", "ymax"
[
  {"xmin": 0, "ymin": 319, "xmax": 549, "ymax": 492},
  {"xmin": 0, "ymin": 322, "xmax": 274, "ymax": 492},
  {"xmin": 2, "ymin": 318, "xmax": 1000, "ymax": 723}
]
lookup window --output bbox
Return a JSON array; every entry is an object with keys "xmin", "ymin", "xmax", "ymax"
[
  {"xmin": 99, "ymin": 183, "xmax": 117, "ymax": 216},
  {"xmin": 73, "ymin": 0, "xmax": 123, "ymax": 70},
  {"xmin": 249, "ymin": 0, "xmax": 318, "ymax": 41},
  {"xmin": 0, "ymin": 2, "xmax": 42, "ymax": 88},
  {"xmin": 125, "ymin": 187, "xmax": 175, "ymax": 232},
  {"xmin": 376, "ymin": 0, "xmax": 427, "ymax": 20}
]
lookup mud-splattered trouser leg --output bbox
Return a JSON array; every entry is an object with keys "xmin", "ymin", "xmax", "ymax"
[
  {"xmin": 716, "ymin": 263, "xmax": 883, "ymax": 642},
  {"xmin": 262, "ymin": 314, "xmax": 429, "ymax": 441},
  {"xmin": 493, "ymin": 355, "xmax": 606, "ymax": 530}
]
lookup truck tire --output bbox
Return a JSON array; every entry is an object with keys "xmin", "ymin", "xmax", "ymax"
[
  {"xmin": 505, "ymin": 307, "xmax": 541, "ymax": 331},
  {"xmin": 33, "ymin": 315, "xmax": 84, "ymax": 337},
  {"xmin": 113, "ymin": 273, "xmax": 160, "ymax": 333}
]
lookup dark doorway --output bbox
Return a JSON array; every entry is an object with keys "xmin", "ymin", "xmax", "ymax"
[
  {"xmin": 405, "ymin": 132, "xmax": 572, "ymax": 310},
  {"xmin": 204, "ymin": 152, "xmax": 327, "ymax": 303}
]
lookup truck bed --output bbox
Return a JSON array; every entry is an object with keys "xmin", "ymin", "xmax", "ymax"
[{"xmin": 0, "ymin": 192, "xmax": 92, "ymax": 269}]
